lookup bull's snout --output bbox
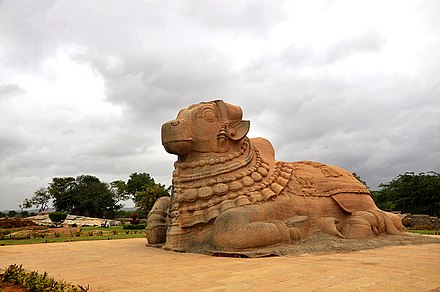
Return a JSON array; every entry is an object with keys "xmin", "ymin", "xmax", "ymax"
[{"xmin": 161, "ymin": 119, "xmax": 193, "ymax": 155}]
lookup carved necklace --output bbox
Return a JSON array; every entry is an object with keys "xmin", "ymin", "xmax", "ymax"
[
  {"xmin": 170, "ymin": 144, "xmax": 294, "ymax": 229},
  {"xmin": 175, "ymin": 139, "xmax": 253, "ymax": 182},
  {"xmin": 175, "ymin": 139, "xmax": 250, "ymax": 170}
]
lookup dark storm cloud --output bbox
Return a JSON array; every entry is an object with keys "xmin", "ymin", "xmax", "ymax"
[{"xmin": 96, "ymin": 51, "xmax": 239, "ymax": 120}]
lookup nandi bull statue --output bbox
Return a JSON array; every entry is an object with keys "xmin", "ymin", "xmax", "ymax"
[{"xmin": 146, "ymin": 100, "xmax": 403, "ymax": 254}]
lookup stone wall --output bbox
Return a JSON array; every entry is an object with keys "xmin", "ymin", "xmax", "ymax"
[{"xmin": 401, "ymin": 213, "xmax": 440, "ymax": 230}]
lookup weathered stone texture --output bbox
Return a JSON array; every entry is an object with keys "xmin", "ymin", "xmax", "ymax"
[{"xmin": 146, "ymin": 100, "xmax": 404, "ymax": 254}]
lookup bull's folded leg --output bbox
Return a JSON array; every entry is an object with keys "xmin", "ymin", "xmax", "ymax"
[
  {"xmin": 211, "ymin": 220, "xmax": 290, "ymax": 249},
  {"xmin": 210, "ymin": 209, "xmax": 293, "ymax": 249},
  {"xmin": 210, "ymin": 210, "xmax": 314, "ymax": 250},
  {"xmin": 341, "ymin": 210, "xmax": 404, "ymax": 239}
]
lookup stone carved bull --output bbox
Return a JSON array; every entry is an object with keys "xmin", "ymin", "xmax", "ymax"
[{"xmin": 146, "ymin": 100, "xmax": 403, "ymax": 253}]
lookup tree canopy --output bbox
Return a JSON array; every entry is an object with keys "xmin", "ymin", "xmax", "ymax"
[
  {"xmin": 48, "ymin": 175, "xmax": 121, "ymax": 218},
  {"xmin": 373, "ymin": 172, "xmax": 440, "ymax": 216},
  {"xmin": 22, "ymin": 172, "xmax": 170, "ymax": 219},
  {"xmin": 22, "ymin": 187, "xmax": 51, "ymax": 212},
  {"xmin": 127, "ymin": 172, "xmax": 170, "ymax": 216}
]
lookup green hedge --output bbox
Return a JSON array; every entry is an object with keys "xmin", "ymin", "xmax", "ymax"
[
  {"xmin": 122, "ymin": 224, "xmax": 146, "ymax": 230},
  {"xmin": 49, "ymin": 212, "xmax": 67, "ymax": 226},
  {"xmin": 1, "ymin": 264, "xmax": 89, "ymax": 291}
]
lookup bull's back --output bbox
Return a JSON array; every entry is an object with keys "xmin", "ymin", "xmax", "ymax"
[{"xmin": 285, "ymin": 161, "xmax": 377, "ymax": 216}]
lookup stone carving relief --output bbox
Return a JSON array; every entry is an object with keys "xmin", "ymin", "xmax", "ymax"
[{"xmin": 146, "ymin": 100, "xmax": 403, "ymax": 254}]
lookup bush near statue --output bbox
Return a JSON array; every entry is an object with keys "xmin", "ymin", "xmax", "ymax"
[{"xmin": 146, "ymin": 100, "xmax": 403, "ymax": 253}]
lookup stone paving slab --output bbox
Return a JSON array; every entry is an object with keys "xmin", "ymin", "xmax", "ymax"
[{"xmin": 1, "ymin": 238, "xmax": 439, "ymax": 291}]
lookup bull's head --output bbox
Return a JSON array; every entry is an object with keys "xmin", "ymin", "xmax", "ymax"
[{"xmin": 161, "ymin": 100, "xmax": 250, "ymax": 158}]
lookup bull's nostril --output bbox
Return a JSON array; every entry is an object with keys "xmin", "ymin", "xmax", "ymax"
[{"xmin": 171, "ymin": 120, "xmax": 180, "ymax": 126}]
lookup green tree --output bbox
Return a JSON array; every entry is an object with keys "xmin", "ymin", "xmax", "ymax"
[
  {"xmin": 22, "ymin": 187, "xmax": 51, "ymax": 212},
  {"xmin": 126, "ymin": 172, "xmax": 170, "ymax": 216},
  {"xmin": 134, "ymin": 183, "xmax": 170, "ymax": 217},
  {"xmin": 48, "ymin": 177, "xmax": 77, "ymax": 213},
  {"xmin": 19, "ymin": 210, "xmax": 29, "ymax": 218},
  {"xmin": 49, "ymin": 175, "xmax": 123, "ymax": 218},
  {"xmin": 7, "ymin": 210, "xmax": 17, "ymax": 217},
  {"xmin": 376, "ymin": 172, "xmax": 440, "ymax": 216},
  {"xmin": 110, "ymin": 180, "xmax": 130, "ymax": 204},
  {"xmin": 127, "ymin": 173, "xmax": 155, "ymax": 197}
]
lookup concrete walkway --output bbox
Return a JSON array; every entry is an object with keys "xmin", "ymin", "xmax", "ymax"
[{"xmin": 1, "ymin": 238, "xmax": 439, "ymax": 291}]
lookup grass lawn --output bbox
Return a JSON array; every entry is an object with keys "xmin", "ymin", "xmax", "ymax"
[
  {"xmin": 0, "ymin": 225, "xmax": 145, "ymax": 246},
  {"xmin": 405, "ymin": 229, "xmax": 440, "ymax": 235}
]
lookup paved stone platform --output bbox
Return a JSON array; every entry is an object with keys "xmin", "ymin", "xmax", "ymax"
[{"xmin": 1, "ymin": 238, "xmax": 439, "ymax": 291}]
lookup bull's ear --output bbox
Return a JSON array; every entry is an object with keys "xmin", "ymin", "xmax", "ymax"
[{"xmin": 227, "ymin": 120, "xmax": 250, "ymax": 141}]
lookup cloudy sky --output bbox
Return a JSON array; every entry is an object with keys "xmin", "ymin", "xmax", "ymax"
[{"xmin": 1, "ymin": 0, "xmax": 439, "ymax": 210}]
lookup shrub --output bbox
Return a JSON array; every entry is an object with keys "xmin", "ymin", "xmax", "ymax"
[
  {"xmin": 1, "ymin": 264, "xmax": 89, "ymax": 291},
  {"xmin": 0, "ymin": 230, "xmax": 12, "ymax": 240},
  {"xmin": 49, "ymin": 212, "xmax": 67, "ymax": 227},
  {"xmin": 130, "ymin": 213, "xmax": 141, "ymax": 225},
  {"xmin": 7, "ymin": 210, "xmax": 17, "ymax": 218}
]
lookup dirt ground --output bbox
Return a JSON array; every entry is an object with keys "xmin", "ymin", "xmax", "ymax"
[{"xmin": 1, "ymin": 234, "xmax": 439, "ymax": 291}]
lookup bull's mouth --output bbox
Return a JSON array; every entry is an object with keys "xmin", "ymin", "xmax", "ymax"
[
  {"xmin": 162, "ymin": 139, "xmax": 193, "ymax": 155},
  {"xmin": 162, "ymin": 119, "xmax": 193, "ymax": 156}
]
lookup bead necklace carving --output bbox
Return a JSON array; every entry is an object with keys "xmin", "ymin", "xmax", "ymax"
[
  {"xmin": 170, "ymin": 146, "xmax": 294, "ymax": 229},
  {"xmin": 175, "ymin": 139, "xmax": 249, "ymax": 170},
  {"xmin": 175, "ymin": 139, "xmax": 253, "ymax": 182}
]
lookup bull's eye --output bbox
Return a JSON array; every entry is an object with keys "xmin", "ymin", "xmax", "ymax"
[{"xmin": 203, "ymin": 109, "xmax": 216, "ymax": 123}]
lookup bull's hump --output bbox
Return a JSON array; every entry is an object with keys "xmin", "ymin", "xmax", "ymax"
[{"xmin": 250, "ymin": 137, "xmax": 275, "ymax": 161}]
